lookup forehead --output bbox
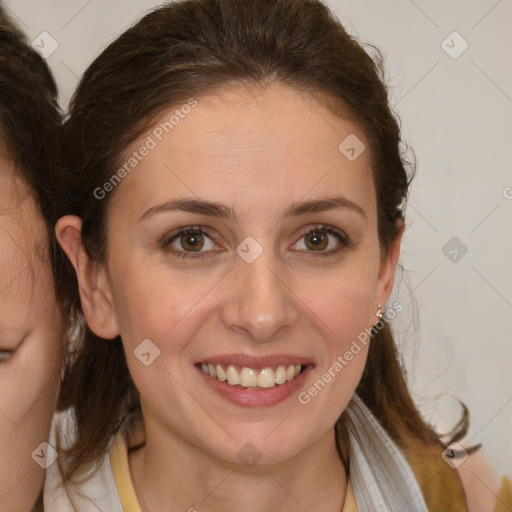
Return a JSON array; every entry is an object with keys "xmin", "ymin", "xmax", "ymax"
[
  {"xmin": 0, "ymin": 161, "xmax": 46, "ymax": 319},
  {"xmin": 0, "ymin": 136, "xmax": 42, "ymax": 234},
  {"xmin": 110, "ymin": 83, "xmax": 376, "ymax": 221},
  {"xmin": 0, "ymin": 131, "xmax": 37, "ymax": 209}
]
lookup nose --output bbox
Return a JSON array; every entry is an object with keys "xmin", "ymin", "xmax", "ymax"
[{"xmin": 219, "ymin": 246, "xmax": 299, "ymax": 343}]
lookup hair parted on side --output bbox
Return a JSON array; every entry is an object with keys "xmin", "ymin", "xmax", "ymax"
[{"xmin": 52, "ymin": 0, "xmax": 471, "ymax": 487}]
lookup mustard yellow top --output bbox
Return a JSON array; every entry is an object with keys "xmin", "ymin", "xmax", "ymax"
[
  {"xmin": 109, "ymin": 421, "xmax": 142, "ymax": 512},
  {"xmin": 109, "ymin": 416, "xmax": 511, "ymax": 512},
  {"xmin": 494, "ymin": 476, "xmax": 512, "ymax": 512}
]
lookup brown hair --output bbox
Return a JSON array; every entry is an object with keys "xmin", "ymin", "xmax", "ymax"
[
  {"xmin": 0, "ymin": 3, "xmax": 62, "ymax": 279},
  {"xmin": 54, "ymin": 0, "xmax": 469, "ymax": 484}
]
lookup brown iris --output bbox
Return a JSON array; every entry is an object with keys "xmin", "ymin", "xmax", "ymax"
[
  {"xmin": 304, "ymin": 230, "xmax": 328, "ymax": 251},
  {"xmin": 180, "ymin": 230, "xmax": 204, "ymax": 252}
]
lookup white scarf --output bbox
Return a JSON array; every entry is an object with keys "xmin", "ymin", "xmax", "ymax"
[
  {"xmin": 45, "ymin": 395, "xmax": 429, "ymax": 511},
  {"xmin": 345, "ymin": 393, "xmax": 429, "ymax": 512}
]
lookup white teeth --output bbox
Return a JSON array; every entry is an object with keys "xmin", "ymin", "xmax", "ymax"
[
  {"xmin": 240, "ymin": 367, "xmax": 257, "ymax": 387},
  {"xmin": 275, "ymin": 365, "xmax": 287, "ymax": 385},
  {"xmin": 226, "ymin": 365, "xmax": 240, "ymax": 385},
  {"xmin": 257, "ymin": 368, "xmax": 275, "ymax": 388},
  {"xmin": 216, "ymin": 365, "xmax": 227, "ymax": 381},
  {"xmin": 200, "ymin": 363, "xmax": 304, "ymax": 388}
]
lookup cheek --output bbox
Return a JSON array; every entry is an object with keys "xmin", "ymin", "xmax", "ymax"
[
  {"xmin": 309, "ymin": 277, "xmax": 373, "ymax": 384},
  {"xmin": 0, "ymin": 258, "xmax": 61, "ymax": 430},
  {"xmin": 108, "ymin": 267, "xmax": 210, "ymax": 399},
  {"xmin": 292, "ymin": 260, "xmax": 376, "ymax": 413},
  {"xmin": 306, "ymin": 260, "xmax": 378, "ymax": 342},
  {"xmin": 294, "ymin": 279, "xmax": 373, "ymax": 435},
  {"xmin": 0, "ymin": 332, "xmax": 61, "ymax": 507},
  {"xmin": 109, "ymin": 263, "xmax": 218, "ymax": 343},
  {"xmin": 0, "ymin": 330, "xmax": 61, "ymax": 431}
]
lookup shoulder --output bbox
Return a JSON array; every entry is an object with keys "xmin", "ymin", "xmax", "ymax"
[
  {"xmin": 456, "ymin": 449, "xmax": 507, "ymax": 512},
  {"xmin": 43, "ymin": 408, "xmax": 124, "ymax": 512}
]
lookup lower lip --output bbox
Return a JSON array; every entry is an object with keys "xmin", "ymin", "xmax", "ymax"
[{"xmin": 196, "ymin": 364, "xmax": 314, "ymax": 407}]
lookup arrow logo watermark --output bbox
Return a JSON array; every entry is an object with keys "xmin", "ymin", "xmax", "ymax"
[
  {"xmin": 31, "ymin": 31, "xmax": 59, "ymax": 59},
  {"xmin": 442, "ymin": 236, "xmax": 468, "ymax": 263},
  {"xmin": 441, "ymin": 442, "xmax": 468, "ymax": 469},
  {"xmin": 441, "ymin": 31, "xmax": 469, "ymax": 59},
  {"xmin": 31, "ymin": 442, "xmax": 58, "ymax": 469},
  {"xmin": 134, "ymin": 338, "xmax": 161, "ymax": 366},
  {"xmin": 338, "ymin": 134, "xmax": 366, "ymax": 162},
  {"xmin": 236, "ymin": 442, "xmax": 263, "ymax": 467},
  {"xmin": 236, "ymin": 236, "xmax": 263, "ymax": 264}
]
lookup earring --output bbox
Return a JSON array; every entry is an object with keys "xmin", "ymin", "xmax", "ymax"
[{"xmin": 376, "ymin": 304, "xmax": 383, "ymax": 319}]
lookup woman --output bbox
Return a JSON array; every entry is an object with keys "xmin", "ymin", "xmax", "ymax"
[
  {"xmin": 0, "ymin": 5, "xmax": 63, "ymax": 512},
  {"xmin": 47, "ymin": 0, "xmax": 510, "ymax": 510}
]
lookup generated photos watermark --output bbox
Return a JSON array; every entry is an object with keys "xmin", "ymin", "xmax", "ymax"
[
  {"xmin": 93, "ymin": 98, "xmax": 198, "ymax": 200},
  {"xmin": 297, "ymin": 301, "xmax": 403, "ymax": 405}
]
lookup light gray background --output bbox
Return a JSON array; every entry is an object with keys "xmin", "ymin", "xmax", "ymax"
[{"xmin": 5, "ymin": 0, "xmax": 511, "ymax": 476}]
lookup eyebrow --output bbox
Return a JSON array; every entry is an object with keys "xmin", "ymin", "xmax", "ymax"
[{"xmin": 138, "ymin": 195, "xmax": 366, "ymax": 222}]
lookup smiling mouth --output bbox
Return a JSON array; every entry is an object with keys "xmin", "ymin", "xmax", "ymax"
[{"xmin": 198, "ymin": 362, "xmax": 308, "ymax": 389}]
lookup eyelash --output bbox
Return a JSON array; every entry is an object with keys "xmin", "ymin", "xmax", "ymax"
[
  {"xmin": 161, "ymin": 224, "xmax": 350, "ymax": 260},
  {"xmin": 0, "ymin": 350, "xmax": 13, "ymax": 363}
]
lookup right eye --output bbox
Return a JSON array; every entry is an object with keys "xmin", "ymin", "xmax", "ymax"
[
  {"xmin": 161, "ymin": 226, "xmax": 219, "ymax": 260},
  {"xmin": 0, "ymin": 350, "xmax": 13, "ymax": 363}
]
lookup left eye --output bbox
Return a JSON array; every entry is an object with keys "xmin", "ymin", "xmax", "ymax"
[
  {"xmin": 293, "ymin": 225, "xmax": 348, "ymax": 253},
  {"xmin": 0, "ymin": 350, "xmax": 13, "ymax": 363}
]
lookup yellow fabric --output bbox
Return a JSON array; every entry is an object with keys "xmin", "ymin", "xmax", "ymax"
[
  {"xmin": 341, "ymin": 478, "xmax": 357, "ymax": 511},
  {"xmin": 109, "ymin": 417, "xmax": 143, "ymax": 512},
  {"xmin": 398, "ymin": 434, "xmax": 469, "ymax": 511},
  {"xmin": 494, "ymin": 476, "xmax": 512, "ymax": 512}
]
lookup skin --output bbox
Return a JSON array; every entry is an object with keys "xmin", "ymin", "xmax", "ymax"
[
  {"xmin": 0, "ymin": 140, "xmax": 62, "ymax": 512},
  {"xmin": 458, "ymin": 450, "xmax": 502, "ymax": 512},
  {"xmin": 57, "ymin": 82, "xmax": 403, "ymax": 511}
]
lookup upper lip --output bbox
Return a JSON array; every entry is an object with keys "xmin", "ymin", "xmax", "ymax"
[{"xmin": 198, "ymin": 354, "xmax": 313, "ymax": 369}]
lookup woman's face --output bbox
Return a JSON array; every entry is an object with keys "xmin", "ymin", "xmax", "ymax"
[
  {"xmin": 71, "ymin": 83, "xmax": 400, "ymax": 465},
  {"xmin": 0, "ymin": 141, "xmax": 62, "ymax": 510}
]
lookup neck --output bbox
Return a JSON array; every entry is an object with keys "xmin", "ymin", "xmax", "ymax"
[{"xmin": 130, "ymin": 424, "xmax": 347, "ymax": 512}]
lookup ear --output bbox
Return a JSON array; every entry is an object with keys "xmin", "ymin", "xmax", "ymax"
[
  {"xmin": 55, "ymin": 215, "xmax": 120, "ymax": 339},
  {"xmin": 374, "ymin": 218, "xmax": 404, "ymax": 318}
]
